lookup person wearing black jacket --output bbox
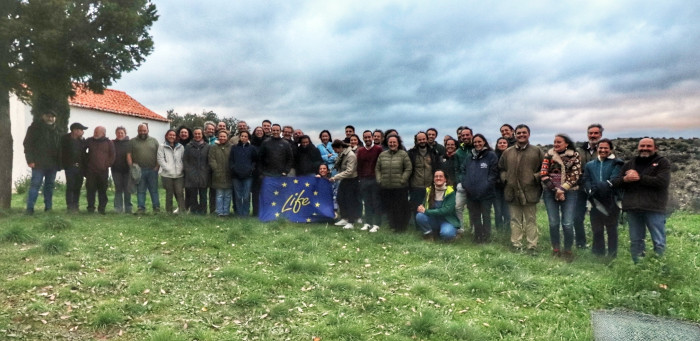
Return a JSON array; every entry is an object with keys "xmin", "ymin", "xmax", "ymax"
[
  {"xmin": 611, "ymin": 138, "xmax": 671, "ymax": 263},
  {"xmin": 462, "ymin": 134, "xmax": 498, "ymax": 243},
  {"xmin": 229, "ymin": 131, "xmax": 258, "ymax": 216},
  {"xmin": 183, "ymin": 128, "xmax": 211, "ymax": 214},
  {"xmin": 294, "ymin": 135, "xmax": 323, "ymax": 176},
  {"xmin": 61, "ymin": 122, "xmax": 87, "ymax": 213},
  {"xmin": 258, "ymin": 124, "xmax": 293, "ymax": 177},
  {"xmin": 112, "ymin": 127, "xmax": 133, "ymax": 213},
  {"xmin": 23, "ymin": 110, "xmax": 61, "ymax": 215}
]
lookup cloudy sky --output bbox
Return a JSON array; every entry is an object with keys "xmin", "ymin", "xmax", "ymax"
[{"xmin": 113, "ymin": 0, "xmax": 700, "ymax": 145}]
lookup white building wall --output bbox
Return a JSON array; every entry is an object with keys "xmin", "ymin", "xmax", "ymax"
[
  {"xmin": 9, "ymin": 95, "xmax": 169, "ymax": 188},
  {"xmin": 10, "ymin": 94, "xmax": 34, "ymax": 188}
]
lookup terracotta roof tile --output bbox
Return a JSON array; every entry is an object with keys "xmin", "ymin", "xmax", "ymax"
[{"xmin": 69, "ymin": 86, "xmax": 168, "ymax": 122}]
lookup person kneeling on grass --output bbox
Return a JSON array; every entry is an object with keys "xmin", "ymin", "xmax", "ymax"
[{"xmin": 415, "ymin": 170, "xmax": 460, "ymax": 241}]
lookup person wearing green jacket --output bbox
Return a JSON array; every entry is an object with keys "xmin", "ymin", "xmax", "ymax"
[
  {"xmin": 209, "ymin": 130, "xmax": 233, "ymax": 217},
  {"xmin": 376, "ymin": 135, "xmax": 412, "ymax": 232},
  {"xmin": 415, "ymin": 170, "xmax": 460, "ymax": 241}
]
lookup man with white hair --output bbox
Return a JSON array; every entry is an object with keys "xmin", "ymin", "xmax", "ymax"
[{"xmin": 85, "ymin": 126, "xmax": 115, "ymax": 214}]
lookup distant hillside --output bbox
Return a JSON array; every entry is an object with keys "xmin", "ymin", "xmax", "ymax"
[{"xmin": 538, "ymin": 137, "xmax": 700, "ymax": 212}]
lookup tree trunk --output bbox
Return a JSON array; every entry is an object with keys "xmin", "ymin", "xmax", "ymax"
[{"xmin": 0, "ymin": 90, "xmax": 13, "ymax": 209}]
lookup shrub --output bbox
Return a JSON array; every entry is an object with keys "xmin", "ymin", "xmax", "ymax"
[
  {"xmin": 13, "ymin": 174, "xmax": 32, "ymax": 195},
  {"xmin": 42, "ymin": 237, "xmax": 69, "ymax": 255},
  {"xmin": 13, "ymin": 174, "xmax": 65, "ymax": 194},
  {"xmin": 42, "ymin": 216, "xmax": 72, "ymax": 230},
  {"xmin": 1, "ymin": 225, "xmax": 37, "ymax": 243},
  {"xmin": 92, "ymin": 307, "xmax": 123, "ymax": 328}
]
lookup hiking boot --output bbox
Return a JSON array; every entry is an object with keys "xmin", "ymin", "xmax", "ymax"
[{"xmin": 563, "ymin": 250, "xmax": 574, "ymax": 262}]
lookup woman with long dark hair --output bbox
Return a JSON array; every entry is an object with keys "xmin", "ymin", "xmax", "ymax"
[
  {"xmin": 112, "ymin": 126, "xmax": 133, "ymax": 213},
  {"xmin": 440, "ymin": 138, "xmax": 458, "ymax": 182},
  {"xmin": 416, "ymin": 170, "xmax": 460, "ymax": 241},
  {"xmin": 375, "ymin": 135, "xmax": 412, "ymax": 232},
  {"xmin": 462, "ymin": 134, "xmax": 498, "ymax": 243},
  {"xmin": 157, "ymin": 129, "xmax": 185, "ymax": 214},
  {"xmin": 541, "ymin": 133, "xmax": 581, "ymax": 261},
  {"xmin": 183, "ymin": 127, "xmax": 210, "ymax": 214},
  {"xmin": 493, "ymin": 137, "xmax": 511, "ymax": 231},
  {"xmin": 317, "ymin": 130, "xmax": 337, "ymax": 172},
  {"xmin": 250, "ymin": 126, "xmax": 266, "ymax": 216}
]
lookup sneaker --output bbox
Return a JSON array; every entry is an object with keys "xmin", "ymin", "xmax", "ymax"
[
  {"xmin": 552, "ymin": 249, "xmax": 561, "ymax": 257},
  {"xmin": 357, "ymin": 218, "xmax": 363, "ymax": 224},
  {"xmin": 369, "ymin": 225, "xmax": 380, "ymax": 233},
  {"xmin": 360, "ymin": 224, "xmax": 370, "ymax": 231},
  {"xmin": 456, "ymin": 228, "xmax": 465, "ymax": 235},
  {"xmin": 342, "ymin": 223, "xmax": 354, "ymax": 230},
  {"xmin": 134, "ymin": 208, "xmax": 146, "ymax": 215},
  {"xmin": 152, "ymin": 207, "xmax": 161, "ymax": 213},
  {"xmin": 422, "ymin": 232, "xmax": 434, "ymax": 242},
  {"xmin": 335, "ymin": 219, "xmax": 349, "ymax": 226}
]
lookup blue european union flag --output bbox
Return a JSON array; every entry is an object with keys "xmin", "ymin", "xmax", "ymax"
[{"xmin": 259, "ymin": 176, "xmax": 335, "ymax": 222}]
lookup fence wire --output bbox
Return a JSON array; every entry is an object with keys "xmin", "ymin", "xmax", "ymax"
[{"xmin": 591, "ymin": 309, "xmax": 700, "ymax": 341}]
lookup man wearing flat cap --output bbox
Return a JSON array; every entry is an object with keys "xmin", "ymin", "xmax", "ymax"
[
  {"xmin": 23, "ymin": 110, "xmax": 61, "ymax": 215},
  {"xmin": 61, "ymin": 122, "xmax": 88, "ymax": 213}
]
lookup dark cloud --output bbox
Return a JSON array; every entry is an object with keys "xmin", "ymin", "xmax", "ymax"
[{"xmin": 114, "ymin": 0, "xmax": 700, "ymax": 145}]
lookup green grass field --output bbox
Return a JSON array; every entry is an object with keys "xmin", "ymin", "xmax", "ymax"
[{"xmin": 1, "ymin": 190, "xmax": 699, "ymax": 340}]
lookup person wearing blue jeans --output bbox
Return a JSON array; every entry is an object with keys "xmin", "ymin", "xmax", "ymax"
[
  {"xmin": 23, "ymin": 110, "xmax": 61, "ymax": 215},
  {"xmin": 541, "ymin": 134, "xmax": 581, "ymax": 260},
  {"xmin": 128, "ymin": 123, "xmax": 161, "ymax": 214},
  {"xmin": 229, "ymin": 131, "xmax": 257, "ymax": 217},
  {"xmin": 627, "ymin": 212, "xmax": 666, "ymax": 262},
  {"xmin": 137, "ymin": 168, "xmax": 160, "ymax": 212},
  {"xmin": 543, "ymin": 189, "xmax": 577, "ymax": 253},
  {"xmin": 232, "ymin": 178, "xmax": 252, "ymax": 216},
  {"xmin": 209, "ymin": 130, "xmax": 233, "ymax": 217},
  {"xmin": 415, "ymin": 170, "xmax": 459, "ymax": 242},
  {"xmin": 215, "ymin": 188, "xmax": 233, "ymax": 216},
  {"xmin": 610, "ymin": 138, "xmax": 671, "ymax": 263},
  {"xmin": 27, "ymin": 168, "xmax": 58, "ymax": 213}
]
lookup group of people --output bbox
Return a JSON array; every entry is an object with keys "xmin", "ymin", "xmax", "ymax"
[{"xmin": 23, "ymin": 111, "xmax": 670, "ymax": 263}]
